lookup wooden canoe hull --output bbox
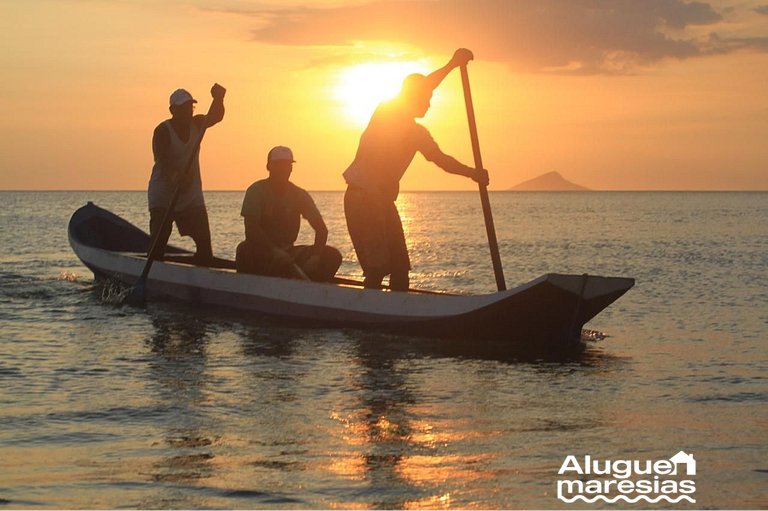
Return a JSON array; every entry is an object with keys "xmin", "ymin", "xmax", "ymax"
[{"xmin": 68, "ymin": 202, "xmax": 634, "ymax": 347}]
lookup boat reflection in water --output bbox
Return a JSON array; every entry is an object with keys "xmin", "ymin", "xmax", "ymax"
[{"xmin": 144, "ymin": 311, "xmax": 216, "ymax": 507}]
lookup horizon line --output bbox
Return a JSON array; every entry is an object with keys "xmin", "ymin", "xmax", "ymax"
[{"xmin": 1, "ymin": 188, "xmax": 766, "ymax": 193}]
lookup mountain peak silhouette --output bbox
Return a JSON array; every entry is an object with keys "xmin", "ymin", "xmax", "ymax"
[{"xmin": 509, "ymin": 171, "xmax": 590, "ymax": 191}]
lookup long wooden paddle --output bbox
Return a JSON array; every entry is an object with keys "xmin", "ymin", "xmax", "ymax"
[
  {"xmin": 460, "ymin": 63, "xmax": 506, "ymax": 291},
  {"xmin": 127, "ymin": 124, "xmax": 208, "ymax": 305}
]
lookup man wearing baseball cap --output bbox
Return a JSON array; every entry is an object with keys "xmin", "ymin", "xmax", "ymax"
[
  {"xmin": 236, "ymin": 146, "xmax": 342, "ymax": 281},
  {"xmin": 147, "ymin": 83, "xmax": 226, "ymax": 264}
]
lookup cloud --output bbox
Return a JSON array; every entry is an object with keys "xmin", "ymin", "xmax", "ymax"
[
  {"xmin": 755, "ymin": 5, "xmax": 768, "ymax": 15},
  {"xmin": 225, "ymin": 0, "xmax": 768, "ymax": 74}
]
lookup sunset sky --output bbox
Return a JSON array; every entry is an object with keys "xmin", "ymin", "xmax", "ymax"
[{"xmin": 1, "ymin": 0, "xmax": 766, "ymax": 191}]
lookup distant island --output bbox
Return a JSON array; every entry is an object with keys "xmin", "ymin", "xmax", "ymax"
[{"xmin": 509, "ymin": 171, "xmax": 590, "ymax": 191}]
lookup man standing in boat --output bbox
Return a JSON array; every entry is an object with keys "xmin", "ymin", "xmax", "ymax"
[
  {"xmin": 343, "ymin": 48, "xmax": 489, "ymax": 292},
  {"xmin": 148, "ymin": 83, "xmax": 226, "ymax": 265},
  {"xmin": 236, "ymin": 146, "xmax": 342, "ymax": 282}
]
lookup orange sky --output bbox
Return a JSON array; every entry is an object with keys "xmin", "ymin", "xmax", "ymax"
[{"xmin": 1, "ymin": 0, "xmax": 766, "ymax": 191}]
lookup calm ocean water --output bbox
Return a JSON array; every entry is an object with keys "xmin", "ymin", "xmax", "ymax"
[{"xmin": 0, "ymin": 190, "xmax": 766, "ymax": 509}]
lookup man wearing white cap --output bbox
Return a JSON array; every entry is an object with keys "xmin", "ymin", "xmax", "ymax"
[
  {"xmin": 147, "ymin": 83, "xmax": 226, "ymax": 264},
  {"xmin": 236, "ymin": 146, "xmax": 342, "ymax": 281}
]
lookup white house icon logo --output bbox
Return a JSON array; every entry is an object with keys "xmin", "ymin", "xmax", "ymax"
[{"xmin": 670, "ymin": 451, "xmax": 696, "ymax": 476}]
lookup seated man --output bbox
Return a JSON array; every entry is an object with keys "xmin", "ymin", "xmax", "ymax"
[{"xmin": 236, "ymin": 146, "xmax": 342, "ymax": 282}]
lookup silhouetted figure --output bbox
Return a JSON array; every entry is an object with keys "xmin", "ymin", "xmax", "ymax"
[
  {"xmin": 343, "ymin": 48, "xmax": 489, "ymax": 291},
  {"xmin": 148, "ymin": 84, "xmax": 226, "ymax": 265},
  {"xmin": 236, "ymin": 146, "xmax": 342, "ymax": 282}
]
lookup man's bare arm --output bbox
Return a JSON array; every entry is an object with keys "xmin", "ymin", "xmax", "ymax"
[{"xmin": 423, "ymin": 48, "xmax": 473, "ymax": 92}]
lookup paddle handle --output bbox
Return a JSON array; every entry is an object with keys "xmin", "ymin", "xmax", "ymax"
[
  {"xmin": 460, "ymin": 64, "xmax": 506, "ymax": 291},
  {"xmin": 290, "ymin": 263, "xmax": 311, "ymax": 281}
]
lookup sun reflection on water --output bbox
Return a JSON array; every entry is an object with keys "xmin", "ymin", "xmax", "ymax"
[{"xmin": 325, "ymin": 367, "xmax": 496, "ymax": 509}]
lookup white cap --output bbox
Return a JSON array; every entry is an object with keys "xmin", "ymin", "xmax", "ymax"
[
  {"xmin": 169, "ymin": 88, "xmax": 197, "ymax": 106},
  {"xmin": 267, "ymin": 146, "xmax": 295, "ymax": 163}
]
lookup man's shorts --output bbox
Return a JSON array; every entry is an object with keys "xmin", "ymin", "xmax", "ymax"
[
  {"xmin": 344, "ymin": 186, "xmax": 410, "ymax": 276},
  {"xmin": 150, "ymin": 206, "xmax": 211, "ymax": 241}
]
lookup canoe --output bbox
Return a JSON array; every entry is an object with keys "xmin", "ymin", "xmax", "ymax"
[{"xmin": 68, "ymin": 202, "xmax": 634, "ymax": 347}]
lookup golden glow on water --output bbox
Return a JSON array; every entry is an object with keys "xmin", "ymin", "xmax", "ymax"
[
  {"xmin": 327, "ymin": 500, "xmax": 372, "ymax": 510},
  {"xmin": 325, "ymin": 451, "xmax": 368, "ymax": 482},
  {"xmin": 403, "ymin": 492, "xmax": 453, "ymax": 510},
  {"xmin": 397, "ymin": 453, "xmax": 490, "ymax": 485}
]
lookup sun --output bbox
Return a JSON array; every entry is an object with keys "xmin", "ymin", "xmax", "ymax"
[{"xmin": 335, "ymin": 61, "xmax": 427, "ymax": 125}]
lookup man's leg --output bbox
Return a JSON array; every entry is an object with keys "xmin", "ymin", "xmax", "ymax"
[
  {"xmin": 235, "ymin": 240, "xmax": 256, "ymax": 273},
  {"xmin": 384, "ymin": 200, "xmax": 411, "ymax": 292},
  {"xmin": 177, "ymin": 206, "xmax": 213, "ymax": 265},
  {"xmin": 389, "ymin": 270, "xmax": 409, "ymax": 292},
  {"xmin": 292, "ymin": 245, "xmax": 343, "ymax": 282},
  {"xmin": 363, "ymin": 270, "xmax": 386, "ymax": 289},
  {"xmin": 236, "ymin": 239, "xmax": 280, "ymax": 276},
  {"xmin": 191, "ymin": 234, "xmax": 213, "ymax": 264},
  {"xmin": 344, "ymin": 187, "xmax": 393, "ymax": 289},
  {"xmin": 317, "ymin": 246, "xmax": 343, "ymax": 282}
]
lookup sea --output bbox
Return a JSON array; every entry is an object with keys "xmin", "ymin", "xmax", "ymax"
[{"xmin": 0, "ymin": 190, "xmax": 766, "ymax": 509}]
